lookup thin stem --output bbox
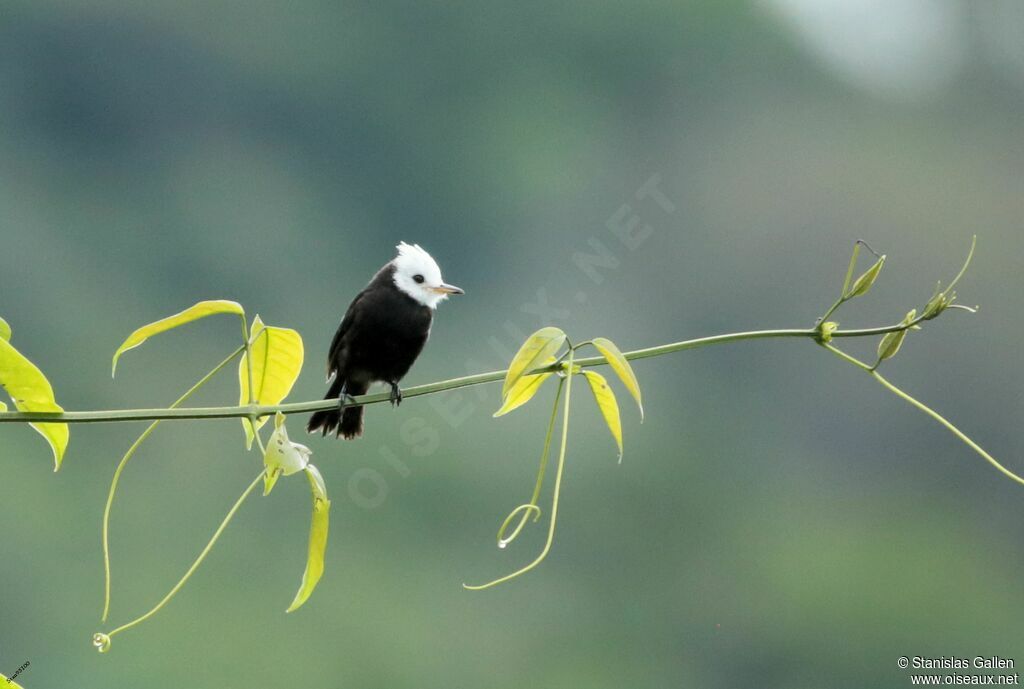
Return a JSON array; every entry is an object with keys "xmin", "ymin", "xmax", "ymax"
[
  {"xmin": 525, "ymin": 378, "xmax": 565, "ymax": 511},
  {"xmin": 496, "ymin": 378, "xmax": 566, "ymax": 548},
  {"xmin": 0, "ymin": 322, "xmax": 942, "ymax": 426},
  {"xmin": 242, "ymin": 318, "xmax": 255, "ymax": 406},
  {"xmin": 241, "ymin": 317, "xmax": 257, "ymax": 442},
  {"xmin": 94, "ymin": 470, "xmax": 265, "ymax": 653},
  {"xmin": 820, "ymin": 341, "xmax": 1024, "ymax": 489},
  {"xmin": 252, "ymin": 427, "xmax": 267, "ymax": 455},
  {"xmin": 819, "ymin": 342, "xmax": 872, "ymax": 372},
  {"xmin": 943, "ymin": 234, "xmax": 976, "ymax": 297},
  {"xmin": 464, "ymin": 351, "xmax": 575, "ymax": 590},
  {"xmin": 870, "ymin": 370, "xmax": 1024, "ymax": 488},
  {"xmin": 818, "ymin": 297, "xmax": 845, "ymax": 325},
  {"xmin": 101, "ymin": 345, "xmax": 244, "ymax": 622}
]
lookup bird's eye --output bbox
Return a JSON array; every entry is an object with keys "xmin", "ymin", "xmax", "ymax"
[{"xmin": 413, "ymin": 274, "xmax": 425, "ymax": 284}]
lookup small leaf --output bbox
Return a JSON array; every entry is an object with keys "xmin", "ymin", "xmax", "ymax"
[
  {"xmin": 493, "ymin": 357, "xmax": 555, "ymax": 417},
  {"xmin": 239, "ymin": 316, "xmax": 304, "ymax": 449},
  {"xmin": 0, "ymin": 336, "xmax": 69, "ymax": 470},
  {"xmin": 0, "ymin": 400, "xmax": 6, "ymax": 411},
  {"xmin": 591, "ymin": 337, "xmax": 643, "ymax": 420},
  {"xmin": 287, "ymin": 464, "xmax": 330, "ymax": 613},
  {"xmin": 502, "ymin": 327, "xmax": 566, "ymax": 399},
  {"xmin": 264, "ymin": 412, "xmax": 312, "ymax": 480},
  {"xmin": 846, "ymin": 255, "xmax": 886, "ymax": 299},
  {"xmin": 583, "ymin": 370, "xmax": 623, "ymax": 460},
  {"xmin": 112, "ymin": 300, "xmax": 245, "ymax": 376},
  {"xmin": 0, "ymin": 316, "xmax": 11, "ymax": 341},
  {"xmin": 876, "ymin": 309, "xmax": 916, "ymax": 366}
]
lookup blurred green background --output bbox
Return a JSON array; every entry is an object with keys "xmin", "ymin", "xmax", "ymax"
[{"xmin": 2, "ymin": 2, "xmax": 1023, "ymax": 687}]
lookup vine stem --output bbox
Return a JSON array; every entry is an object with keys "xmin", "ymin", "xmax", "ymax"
[
  {"xmin": 100, "ymin": 345, "xmax": 245, "ymax": 622},
  {"xmin": 871, "ymin": 370, "xmax": 1024, "ymax": 488},
  {"xmin": 0, "ymin": 321, "xmax": 932, "ymax": 425},
  {"xmin": 820, "ymin": 343, "xmax": 1024, "ymax": 487},
  {"xmin": 94, "ymin": 470, "xmax": 265, "ymax": 652}
]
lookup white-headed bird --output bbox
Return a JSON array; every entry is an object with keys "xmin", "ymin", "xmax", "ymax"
[{"xmin": 307, "ymin": 242, "xmax": 464, "ymax": 439}]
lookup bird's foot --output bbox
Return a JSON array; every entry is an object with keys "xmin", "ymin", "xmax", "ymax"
[
  {"xmin": 388, "ymin": 382, "xmax": 403, "ymax": 407},
  {"xmin": 337, "ymin": 392, "xmax": 358, "ymax": 412}
]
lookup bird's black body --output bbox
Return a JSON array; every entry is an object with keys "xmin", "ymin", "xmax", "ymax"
[{"xmin": 307, "ymin": 264, "xmax": 433, "ymax": 438}]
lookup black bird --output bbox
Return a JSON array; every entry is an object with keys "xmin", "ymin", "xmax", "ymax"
[{"xmin": 307, "ymin": 242, "xmax": 464, "ymax": 439}]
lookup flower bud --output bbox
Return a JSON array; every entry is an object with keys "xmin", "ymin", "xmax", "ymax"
[
  {"xmin": 846, "ymin": 255, "xmax": 886, "ymax": 299},
  {"xmin": 876, "ymin": 309, "xmax": 916, "ymax": 366}
]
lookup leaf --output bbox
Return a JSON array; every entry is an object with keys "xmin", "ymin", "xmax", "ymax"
[
  {"xmin": 0, "ymin": 316, "xmax": 10, "ymax": 341},
  {"xmin": 287, "ymin": 464, "xmax": 330, "ymax": 613},
  {"xmin": 0, "ymin": 672, "xmax": 25, "ymax": 689},
  {"xmin": 591, "ymin": 337, "xmax": 643, "ymax": 420},
  {"xmin": 876, "ymin": 309, "xmax": 916, "ymax": 366},
  {"xmin": 502, "ymin": 327, "xmax": 566, "ymax": 399},
  {"xmin": 112, "ymin": 300, "xmax": 245, "ymax": 377},
  {"xmin": 263, "ymin": 413, "xmax": 312, "ymax": 495},
  {"xmin": 0, "ymin": 336, "xmax": 69, "ymax": 470},
  {"xmin": 493, "ymin": 357, "xmax": 555, "ymax": 417},
  {"xmin": 583, "ymin": 370, "xmax": 623, "ymax": 461},
  {"xmin": 0, "ymin": 400, "xmax": 6, "ymax": 411},
  {"xmin": 846, "ymin": 255, "xmax": 886, "ymax": 299},
  {"xmin": 239, "ymin": 316, "xmax": 305, "ymax": 449}
]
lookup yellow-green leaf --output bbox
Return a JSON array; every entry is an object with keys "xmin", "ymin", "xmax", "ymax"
[
  {"xmin": 287, "ymin": 464, "xmax": 330, "ymax": 613},
  {"xmin": 239, "ymin": 316, "xmax": 305, "ymax": 449},
  {"xmin": 583, "ymin": 370, "xmax": 623, "ymax": 461},
  {"xmin": 112, "ymin": 300, "xmax": 245, "ymax": 376},
  {"xmin": 502, "ymin": 327, "xmax": 566, "ymax": 399},
  {"xmin": 0, "ymin": 400, "xmax": 6, "ymax": 411},
  {"xmin": 493, "ymin": 357, "xmax": 555, "ymax": 417},
  {"xmin": 0, "ymin": 316, "xmax": 11, "ymax": 341},
  {"xmin": 263, "ymin": 413, "xmax": 312, "ymax": 497},
  {"xmin": 0, "ymin": 336, "xmax": 69, "ymax": 470},
  {"xmin": 1, "ymin": 671, "xmax": 25, "ymax": 688},
  {"xmin": 591, "ymin": 337, "xmax": 643, "ymax": 420}
]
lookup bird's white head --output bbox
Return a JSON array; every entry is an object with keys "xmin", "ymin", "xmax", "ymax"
[{"xmin": 391, "ymin": 242, "xmax": 464, "ymax": 309}]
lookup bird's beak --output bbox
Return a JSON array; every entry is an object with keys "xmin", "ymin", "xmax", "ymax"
[{"xmin": 434, "ymin": 283, "xmax": 465, "ymax": 295}]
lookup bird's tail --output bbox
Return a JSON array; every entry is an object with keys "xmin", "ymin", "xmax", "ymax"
[{"xmin": 307, "ymin": 378, "xmax": 368, "ymax": 439}]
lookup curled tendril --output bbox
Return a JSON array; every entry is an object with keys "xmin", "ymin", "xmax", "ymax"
[
  {"xmin": 92, "ymin": 633, "xmax": 111, "ymax": 653},
  {"xmin": 497, "ymin": 503, "xmax": 542, "ymax": 549},
  {"xmin": 465, "ymin": 354, "xmax": 575, "ymax": 591},
  {"xmin": 490, "ymin": 369, "xmax": 566, "ymax": 551}
]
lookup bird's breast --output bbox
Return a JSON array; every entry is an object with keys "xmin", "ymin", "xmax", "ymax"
[{"xmin": 347, "ymin": 291, "xmax": 432, "ymax": 381}]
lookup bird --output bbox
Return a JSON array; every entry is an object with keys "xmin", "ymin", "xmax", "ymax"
[{"xmin": 307, "ymin": 242, "xmax": 464, "ymax": 439}]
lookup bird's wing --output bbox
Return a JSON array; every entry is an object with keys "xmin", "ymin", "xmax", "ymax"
[{"xmin": 326, "ymin": 290, "xmax": 367, "ymax": 380}]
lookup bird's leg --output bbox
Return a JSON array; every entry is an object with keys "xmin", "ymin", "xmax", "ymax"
[
  {"xmin": 336, "ymin": 383, "xmax": 358, "ymax": 412},
  {"xmin": 388, "ymin": 381, "xmax": 403, "ymax": 407}
]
